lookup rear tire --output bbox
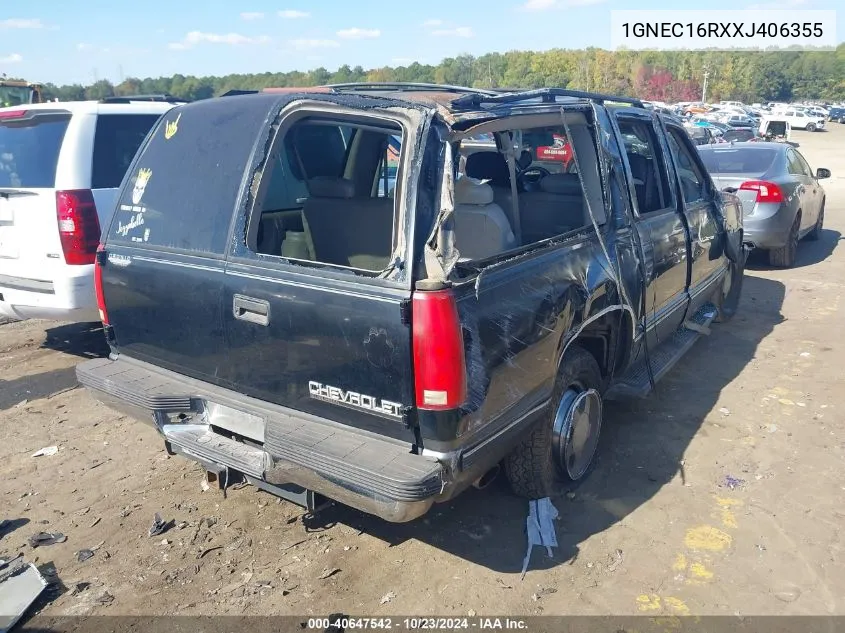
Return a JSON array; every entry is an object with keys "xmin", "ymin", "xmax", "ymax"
[
  {"xmin": 768, "ymin": 212, "xmax": 800, "ymax": 268},
  {"xmin": 715, "ymin": 254, "xmax": 745, "ymax": 323},
  {"xmin": 807, "ymin": 203, "xmax": 824, "ymax": 241},
  {"xmin": 505, "ymin": 346, "xmax": 603, "ymax": 499}
]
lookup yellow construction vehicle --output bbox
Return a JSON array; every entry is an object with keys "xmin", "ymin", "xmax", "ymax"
[{"xmin": 0, "ymin": 80, "xmax": 44, "ymax": 106}]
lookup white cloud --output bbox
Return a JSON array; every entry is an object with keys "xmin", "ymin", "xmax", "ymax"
[
  {"xmin": 278, "ymin": 10, "xmax": 310, "ymax": 18},
  {"xmin": 240, "ymin": 11, "xmax": 265, "ymax": 20},
  {"xmin": 0, "ymin": 18, "xmax": 44, "ymax": 29},
  {"xmin": 337, "ymin": 27, "xmax": 381, "ymax": 39},
  {"xmin": 77, "ymin": 43, "xmax": 92, "ymax": 51},
  {"xmin": 289, "ymin": 38, "xmax": 340, "ymax": 50},
  {"xmin": 422, "ymin": 19, "xmax": 443, "ymax": 27},
  {"xmin": 392, "ymin": 57, "xmax": 415, "ymax": 65},
  {"xmin": 431, "ymin": 26, "xmax": 474, "ymax": 38},
  {"xmin": 0, "ymin": 53, "xmax": 23, "ymax": 64},
  {"xmin": 169, "ymin": 31, "xmax": 271, "ymax": 50}
]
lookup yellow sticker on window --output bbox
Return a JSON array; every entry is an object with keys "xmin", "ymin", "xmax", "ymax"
[{"xmin": 164, "ymin": 112, "xmax": 181, "ymax": 140}]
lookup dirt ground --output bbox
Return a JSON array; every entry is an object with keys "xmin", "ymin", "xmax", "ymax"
[{"xmin": 1, "ymin": 126, "xmax": 844, "ymax": 620}]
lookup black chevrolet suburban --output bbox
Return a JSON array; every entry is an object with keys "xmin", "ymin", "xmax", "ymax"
[{"xmin": 77, "ymin": 84, "xmax": 746, "ymax": 522}]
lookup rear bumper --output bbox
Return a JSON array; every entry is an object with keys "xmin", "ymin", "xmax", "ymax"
[
  {"xmin": 742, "ymin": 204, "xmax": 795, "ymax": 250},
  {"xmin": 0, "ymin": 268, "xmax": 97, "ymax": 321},
  {"xmin": 76, "ymin": 355, "xmax": 449, "ymax": 522}
]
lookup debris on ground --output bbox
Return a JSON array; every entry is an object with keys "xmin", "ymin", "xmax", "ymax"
[
  {"xmin": 94, "ymin": 590, "xmax": 115, "ymax": 605},
  {"xmin": 521, "ymin": 498, "xmax": 560, "ymax": 579},
  {"xmin": 723, "ymin": 475, "xmax": 746, "ymax": 490},
  {"xmin": 148, "ymin": 513, "xmax": 173, "ymax": 537},
  {"xmin": 718, "ymin": 407, "xmax": 731, "ymax": 416},
  {"xmin": 0, "ymin": 556, "xmax": 47, "ymax": 632},
  {"xmin": 28, "ymin": 531, "xmax": 67, "ymax": 548},
  {"xmin": 317, "ymin": 567, "xmax": 341, "ymax": 580},
  {"xmin": 89, "ymin": 517, "xmax": 101, "ymax": 528},
  {"xmin": 606, "ymin": 549, "xmax": 624, "ymax": 573},
  {"xmin": 31, "ymin": 446, "xmax": 58, "ymax": 458},
  {"xmin": 76, "ymin": 549, "xmax": 95, "ymax": 563},
  {"xmin": 379, "ymin": 591, "xmax": 396, "ymax": 605}
]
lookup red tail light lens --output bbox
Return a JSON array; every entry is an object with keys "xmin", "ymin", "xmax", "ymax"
[
  {"xmin": 412, "ymin": 288, "xmax": 467, "ymax": 410},
  {"xmin": 56, "ymin": 190, "xmax": 100, "ymax": 265},
  {"xmin": 739, "ymin": 180, "xmax": 784, "ymax": 203},
  {"xmin": 0, "ymin": 109, "xmax": 28, "ymax": 120},
  {"xmin": 94, "ymin": 244, "xmax": 109, "ymax": 325}
]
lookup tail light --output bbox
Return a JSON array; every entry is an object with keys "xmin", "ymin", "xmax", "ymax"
[
  {"xmin": 739, "ymin": 180, "xmax": 784, "ymax": 203},
  {"xmin": 94, "ymin": 244, "xmax": 109, "ymax": 325},
  {"xmin": 56, "ymin": 190, "xmax": 100, "ymax": 265},
  {"xmin": 412, "ymin": 286, "xmax": 467, "ymax": 410}
]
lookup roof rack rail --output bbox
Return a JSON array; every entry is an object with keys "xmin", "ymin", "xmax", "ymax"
[
  {"xmin": 450, "ymin": 87, "xmax": 645, "ymax": 110},
  {"xmin": 220, "ymin": 89, "xmax": 260, "ymax": 97},
  {"xmin": 326, "ymin": 82, "xmax": 499, "ymax": 96},
  {"xmin": 100, "ymin": 94, "xmax": 189, "ymax": 104}
]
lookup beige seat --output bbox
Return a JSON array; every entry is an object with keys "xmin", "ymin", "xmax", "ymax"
[
  {"xmin": 453, "ymin": 177, "xmax": 516, "ymax": 261},
  {"xmin": 301, "ymin": 177, "xmax": 394, "ymax": 271},
  {"xmin": 519, "ymin": 173, "xmax": 586, "ymax": 243},
  {"xmin": 464, "ymin": 150, "xmax": 514, "ymax": 211}
]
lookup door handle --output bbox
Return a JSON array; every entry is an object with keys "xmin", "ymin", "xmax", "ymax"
[{"xmin": 233, "ymin": 294, "xmax": 270, "ymax": 326}]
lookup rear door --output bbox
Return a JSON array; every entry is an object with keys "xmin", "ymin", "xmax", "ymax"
[
  {"xmin": 662, "ymin": 122, "xmax": 728, "ymax": 313},
  {"xmin": 0, "ymin": 108, "xmax": 71, "ymax": 284},
  {"xmin": 611, "ymin": 108, "xmax": 689, "ymax": 343},
  {"xmin": 100, "ymin": 99, "xmax": 273, "ymax": 382},
  {"xmin": 220, "ymin": 104, "xmax": 426, "ymax": 442}
]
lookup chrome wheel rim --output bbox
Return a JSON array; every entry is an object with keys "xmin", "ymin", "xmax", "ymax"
[{"xmin": 552, "ymin": 388, "xmax": 603, "ymax": 480}]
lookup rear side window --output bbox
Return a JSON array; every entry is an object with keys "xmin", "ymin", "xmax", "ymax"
[
  {"xmin": 92, "ymin": 113, "xmax": 161, "ymax": 189},
  {"xmin": 0, "ymin": 113, "xmax": 70, "ymax": 188},
  {"xmin": 108, "ymin": 100, "xmax": 273, "ymax": 254}
]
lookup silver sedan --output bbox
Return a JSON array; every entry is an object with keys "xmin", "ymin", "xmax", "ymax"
[{"xmin": 698, "ymin": 142, "xmax": 830, "ymax": 267}]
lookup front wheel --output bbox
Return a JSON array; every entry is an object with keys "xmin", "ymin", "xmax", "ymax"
[
  {"xmin": 505, "ymin": 346, "xmax": 603, "ymax": 499},
  {"xmin": 806, "ymin": 123, "xmax": 817, "ymax": 132}
]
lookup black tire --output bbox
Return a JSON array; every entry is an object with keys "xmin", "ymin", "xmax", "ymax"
[
  {"xmin": 806, "ymin": 203, "xmax": 824, "ymax": 241},
  {"xmin": 715, "ymin": 255, "xmax": 745, "ymax": 323},
  {"xmin": 768, "ymin": 212, "xmax": 800, "ymax": 268},
  {"xmin": 806, "ymin": 123, "xmax": 817, "ymax": 132},
  {"xmin": 505, "ymin": 346, "xmax": 603, "ymax": 499}
]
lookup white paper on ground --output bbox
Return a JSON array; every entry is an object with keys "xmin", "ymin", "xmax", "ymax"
[
  {"xmin": 31, "ymin": 446, "xmax": 58, "ymax": 458},
  {"xmin": 521, "ymin": 497, "xmax": 560, "ymax": 579}
]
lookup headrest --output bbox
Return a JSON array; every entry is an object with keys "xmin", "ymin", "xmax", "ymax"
[
  {"xmin": 464, "ymin": 151, "xmax": 510, "ymax": 188},
  {"xmin": 307, "ymin": 177, "xmax": 354, "ymax": 199},
  {"xmin": 539, "ymin": 173, "xmax": 582, "ymax": 195},
  {"xmin": 455, "ymin": 176, "xmax": 495, "ymax": 206}
]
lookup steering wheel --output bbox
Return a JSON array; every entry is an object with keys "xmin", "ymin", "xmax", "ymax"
[{"xmin": 518, "ymin": 165, "xmax": 551, "ymax": 187}]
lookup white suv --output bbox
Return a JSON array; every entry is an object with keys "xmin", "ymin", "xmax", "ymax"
[{"xmin": 0, "ymin": 98, "xmax": 177, "ymax": 321}]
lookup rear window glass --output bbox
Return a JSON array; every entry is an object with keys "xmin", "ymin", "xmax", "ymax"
[
  {"xmin": 0, "ymin": 114, "xmax": 70, "ymax": 188},
  {"xmin": 108, "ymin": 99, "xmax": 273, "ymax": 254},
  {"xmin": 699, "ymin": 148, "xmax": 778, "ymax": 174},
  {"xmin": 722, "ymin": 129, "xmax": 755, "ymax": 142},
  {"xmin": 92, "ymin": 113, "xmax": 162, "ymax": 189}
]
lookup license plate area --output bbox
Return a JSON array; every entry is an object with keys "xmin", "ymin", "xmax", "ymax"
[{"xmin": 203, "ymin": 402, "xmax": 265, "ymax": 443}]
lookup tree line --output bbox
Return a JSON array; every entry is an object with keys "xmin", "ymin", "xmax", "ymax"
[{"xmin": 41, "ymin": 45, "xmax": 845, "ymax": 104}]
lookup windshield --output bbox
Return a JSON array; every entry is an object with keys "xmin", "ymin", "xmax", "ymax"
[
  {"xmin": 0, "ymin": 85, "xmax": 36, "ymax": 107},
  {"xmin": 699, "ymin": 147, "xmax": 779, "ymax": 174}
]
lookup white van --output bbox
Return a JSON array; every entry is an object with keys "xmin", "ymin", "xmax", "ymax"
[
  {"xmin": 0, "ymin": 99, "xmax": 177, "ymax": 321},
  {"xmin": 759, "ymin": 117, "xmax": 791, "ymax": 142}
]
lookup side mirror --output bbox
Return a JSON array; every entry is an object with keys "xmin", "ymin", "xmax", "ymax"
[{"xmin": 816, "ymin": 167, "xmax": 831, "ymax": 179}]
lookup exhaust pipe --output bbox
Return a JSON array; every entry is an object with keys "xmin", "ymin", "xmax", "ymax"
[{"xmin": 473, "ymin": 464, "xmax": 500, "ymax": 490}]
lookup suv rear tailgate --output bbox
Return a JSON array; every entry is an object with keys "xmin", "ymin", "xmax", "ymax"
[
  {"xmin": 99, "ymin": 94, "xmax": 422, "ymax": 442},
  {"xmin": 0, "ymin": 109, "xmax": 72, "ymax": 292}
]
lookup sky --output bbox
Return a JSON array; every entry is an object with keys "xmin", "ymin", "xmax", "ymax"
[{"xmin": 1, "ymin": 0, "xmax": 842, "ymax": 86}]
